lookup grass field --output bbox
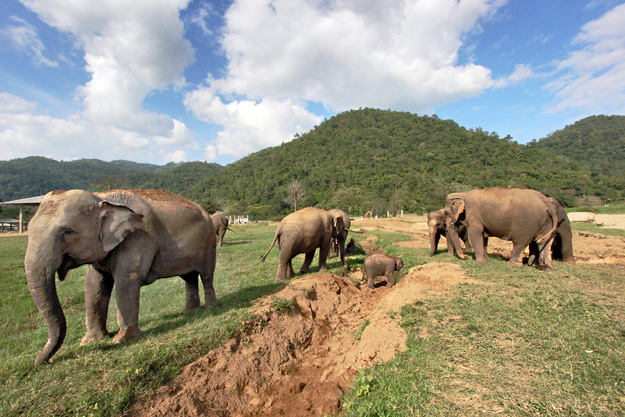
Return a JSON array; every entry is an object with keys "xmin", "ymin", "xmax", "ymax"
[{"xmin": 1, "ymin": 222, "xmax": 625, "ymax": 416}]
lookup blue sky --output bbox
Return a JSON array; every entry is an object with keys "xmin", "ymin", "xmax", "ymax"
[{"xmin": 1, "ymin": 0, "xmax": 624, "ymax": 166}]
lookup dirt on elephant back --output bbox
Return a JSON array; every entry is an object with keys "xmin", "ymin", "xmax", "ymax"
[{"xmin": 128, "ymin": 216, "xmax": 625, "ymax": 417}]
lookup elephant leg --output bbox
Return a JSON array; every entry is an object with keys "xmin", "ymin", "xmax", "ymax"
[
  {"xmin": 318, "ymin": 244, "xmax": 331, "ymax": 272},
  {"xmin": 527, "ymin": 241, "xmax": 539, "ymax": 265},
  {"xmin": 386, "ymin": 267, "xmax": 396, "ymax": 286},
  {"xmin": 110, "ymin": 236, "xmax": 155, "ymax": 343},
  {"xmin": 300, "ymin": 251, "xmax": 315, "ymax": 273},
  {"xmin": 287, "ymin": 260, "xmax": 295, "ymax": 278},
  {"xmin": 200, "ymin": 267, "xmax": 219, "ymax": 309},
  {"xmin": 81, "ymin": 266, "xmax": 113, "ymax": 344},
  {"xmin": 537, "ymin": 235, "xmax": 555, "ymax": 270},
  {"xmin": 112, "ymin": 277, "xmax": 143, "ymax": 343},
  {"xmin": 181, "ymin": 272, "xmax": 201, "ymax": 311},
  {"xmin": 469, "ymin": 229, "xmax": 487, "ymax": 264},
  {"xmin": 508, "ymin": 241, "xmax": 528, "ymax": 267},
  {"xmin": 276, "ymin": 250, "xmax": 292, "ymax": 281},
  {"xmin": 217, "ymin": 230, "xmax": 225, "ymax": 247}
]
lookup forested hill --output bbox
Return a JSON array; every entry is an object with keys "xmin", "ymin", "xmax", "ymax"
[
  {"xmin": 0, "ymin": 157, "xmax": 222, "ymax": 201},
  {"xmin": 187, "ymin": 109, "xmax": 624, "ymax": 216},
  {"xmin": 529, "ymin": 115, "xmax": 625, "ymax": 178},
  {"xmin": 1, "ymin": 109, "xmax": 623, "ymax": 217}
]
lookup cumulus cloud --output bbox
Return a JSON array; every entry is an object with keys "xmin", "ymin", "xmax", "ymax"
[
  {"xmin": 185, "ymin": 86, "xmax": 323, "ymax": 159},
  {"xmin": 185, "ymin": 0, "xmax": 506, "ymax": 160},
  {"xmin": 213, "ymin": 0, "xmax": 503, "ymax": 110},
  {"xmin": 545, "ymin": 3, "xmax": 625, "ymax": 114},
  {"xmin": 15, "ymin": 0, "xmax": 197, "ymax": 162}
]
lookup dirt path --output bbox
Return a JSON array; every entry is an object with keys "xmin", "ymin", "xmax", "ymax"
[{"xmin": 129, "ymin": 217, "xmax": 625, "ymax": 416}]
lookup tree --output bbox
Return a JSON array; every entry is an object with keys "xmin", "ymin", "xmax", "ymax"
[{"xmin": 283, "ymin": 179, "xmax": 306, "ymax": 212}]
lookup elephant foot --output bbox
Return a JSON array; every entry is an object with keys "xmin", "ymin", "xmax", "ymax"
[
  {"xmin": 204, "ymin": 299, "xmax": 219, "ymax": 309},
  {"xmin": 299, "ymin": 267, "xmax": 310, "ymax": 274},
  {"xmin": 475, "ymin": 259, "xmax": 487, "ymax": 265},
  {"xmin": 112, "ymin": 326, "xmax": 143, "ymax": 344},
  {"xmin": 536, "ymin": 264, "xmax": 554, "ymax": 271},
  {"xmin": 507, "ymin": 260, "xmax": 524, "ymax": 268},
  {"xmin": 80, "ymin": 329, "xmax": 108, "ymax": 345},
  {"xmin": 318, "ymin": 266, "xmax": 328, "ymax": 273},
  {"xmin": 564, "ymin": 257, "xmax": 576, "ymax": 265}
]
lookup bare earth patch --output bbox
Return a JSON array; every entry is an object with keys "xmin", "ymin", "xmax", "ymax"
[{"xmin": 129, "ymin": 216, "xmax": 625, "ymax": 416}]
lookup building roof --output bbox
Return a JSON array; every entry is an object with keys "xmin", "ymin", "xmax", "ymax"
[{"xmin": 0, "ymin": 195, "xmax": 45, "ymax": 206}]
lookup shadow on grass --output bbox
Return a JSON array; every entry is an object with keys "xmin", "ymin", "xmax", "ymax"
[{"xmin": 221, "ymin": 240, "xmax": 252, "ymax": 247}]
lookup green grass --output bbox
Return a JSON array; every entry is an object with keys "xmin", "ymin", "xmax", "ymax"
[
  {"xmin": 571, "ymin": 222, "xmax": 625, "ymax": 237},
  {"xmin": 568, "ymin": 203, "xmax": 625, "ymax": 214},
  {"xmin": 3, "ymin": 223, "xmax": 625, "ymax": 416},
  {"xmin": 341, "ymin": 229, "xmax": 625, "ymax": 416}
]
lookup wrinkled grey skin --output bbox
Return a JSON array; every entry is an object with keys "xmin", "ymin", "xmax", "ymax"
[
  {"xmin": 328, "ymin": 208, "xmax": 364, "ymax": 270},
  {"xmin": 446, "ymin": 188, "xmax": 558, "ymax": 269},
  {"xmin": 260, "ymin": 207, "xmax": 348, "ymax": 281},
  {"xmin": 529, "ymin": 197, "xmax": 575, "ymax": 265},
  {"xmin": 210, "ymin": 212, "xmax": 230, "ymax": 247},
  {"xmin": 363, "ymin": 254, "xmax": 404, "ymax": 289},
  {"xmin": 24, "ymin": 189, "xmax": 217, "ymax": 366},
  {"xmin": 426, "ymin": 208, "xmax": 471, "ymax": 258}
]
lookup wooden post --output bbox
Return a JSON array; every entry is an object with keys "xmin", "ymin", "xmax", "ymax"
[{"xmin": 19, "ymin": 205, "xmax": 23, "ymax": 234}]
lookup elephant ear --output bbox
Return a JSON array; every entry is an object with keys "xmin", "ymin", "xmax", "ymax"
[
  {"xmin": 447, "ymin": 196, "xmax": 465, "ymax": 223},
  {"xmin": 99, "ymin": 203, "xmax": 145, "ymax": 252},
  {"xmin": 332, "ymin": 215, "xmax": 345, "ymax": 237}
]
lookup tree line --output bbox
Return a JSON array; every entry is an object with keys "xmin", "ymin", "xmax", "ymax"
[{"xmin": 1, "ymin": 109, "xmax": 623, "ymax": 219}]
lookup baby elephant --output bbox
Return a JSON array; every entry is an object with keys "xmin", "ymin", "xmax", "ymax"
[{"xmin": 363, "ymin": 254, "xmax": 404, "ymax": 289}]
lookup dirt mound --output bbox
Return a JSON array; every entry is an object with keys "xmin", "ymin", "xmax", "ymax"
[{"xmin": 130, "ymin": 263, "xmax": 474, "ymax": 417}]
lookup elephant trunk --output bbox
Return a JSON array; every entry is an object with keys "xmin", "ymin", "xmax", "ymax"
[
  {"xmin": 24, "ymin": 238, "xmax": 67, "ymax": 366},
  {"xmin": 344, "ymin": 227, "xmax": 365, "ymax": 233}
]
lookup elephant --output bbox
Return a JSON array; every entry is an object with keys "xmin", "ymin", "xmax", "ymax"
[
  {"xmin": 24, "ymin": 189, "xmax": 217, "ymax": 366},
  {"xmin": 260, "ymin": 207, "xmax": 349, "ymax": 281},
  {"xmin": 529, "ymin": 197, "xmax": 575, "ymax": 265},
  {"xmin": 445, "ymin": 188, "xmax": 558, "ymax": 269},
  {"xmin": 210, "ymin": 212, "xmax": 231, "ymax": 247},
  {"xmin": 328, "ymin": 208, "xmax": 365, "ymax": 270},
  {"xmin": 363, "ymin": 254, "xmax": 404, "ymax": 288},
  {"xmin": 426, "ymin": 208, "xmax": 471, "ymax": 258}
]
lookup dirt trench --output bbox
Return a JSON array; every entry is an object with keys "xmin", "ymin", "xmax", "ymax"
[
  {"xmin": 129, "ymin": 267, "xmax": 472, "ymax": 416},
  {"xmin": 129, "ymin": 218, "xmax": 625, "ymax": 416}
]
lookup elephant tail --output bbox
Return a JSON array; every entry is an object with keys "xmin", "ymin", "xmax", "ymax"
[
  {"xmin": 535, "ymin": 205, "xmax": 558, "ymax": 254},
  {"xmin": 260, "ymin": 230, "xmax": 280, "ymax": 262}
]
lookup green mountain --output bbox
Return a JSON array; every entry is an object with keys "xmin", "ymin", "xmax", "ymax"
[
  {"xmin": 1, "ymin": 109, "xmax": 623, "ymax": 218},
  {"xmin": 529, "ymin": 115, "xmax": 625, "ymax": 179},
  {"xmin": 188, "ymin": 109, "xmax": 624, "ymax": 216}
]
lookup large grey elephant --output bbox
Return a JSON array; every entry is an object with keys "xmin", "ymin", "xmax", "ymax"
[
  {"xmin": 426, "ymin": 208, "xmax": 470, "ymax": 258},
  {"xmin": 529, "ymin": 197, "xmax": 575, "ymax": 265},
  {"xmin": 24, "ymin": 189, "xmax": 217, "ymax": 366},
  {"xmin": 445, "ymin": 188, "xmax": 558, "ymax": 269},
  {"xmin": 260, "ymin": 207, "xmax": 348, "ymax": 281},
  {"xmin": 210, "ymin": 212, "xmax": 231, "ymax": 247},
  {"xmin": 328, "ymin": 208, "xmax": 364, "ymax": 270}
]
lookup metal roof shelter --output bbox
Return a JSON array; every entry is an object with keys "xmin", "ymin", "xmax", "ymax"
[{"xmin": 0, "ymin": 195, "xmax": 45, "ymax": 233}]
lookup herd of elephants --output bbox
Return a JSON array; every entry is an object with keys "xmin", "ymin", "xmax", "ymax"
[{"xmin": 23, "ymin": 187, "xmax": 573, "ymax": 366}]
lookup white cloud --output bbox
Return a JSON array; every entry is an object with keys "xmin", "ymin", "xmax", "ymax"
[
  {"xmin": 0, "ymin": 92, "xmax": 38, "ymax": 113},
  {"xmin": 12, "ymin": 0, "xmax": 197, "ymax": 163},
  {"xmin": 184, "ymin": 0, "xmax": 506, "ymax": 160},
  {"xmin": 545, "ymin": 3, "xmax": 625, "ymax": 114},
  {"xmin": 163, "ymin": 149, "xmax": 188, "ymax": 163},
  {"xmin": 185, "ymin": 86, "xmax": 323, "ymax": 159},
  {"xmin": 1, "ymin": 16, "xmax": 58, "ymax": 67},
  {"xmin": 493, "ymin": 63, "xmax": 533, "ymax": 88}
]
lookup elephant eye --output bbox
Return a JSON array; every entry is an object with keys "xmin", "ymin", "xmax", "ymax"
[{"xmin": 61, "ymin": 229, "xmax": 73, "ymax": 236}]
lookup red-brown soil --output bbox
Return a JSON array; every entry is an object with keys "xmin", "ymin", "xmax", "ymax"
[{"xmin": 128, "ymin": 216, "xmax": 625, "ymax": 416}]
